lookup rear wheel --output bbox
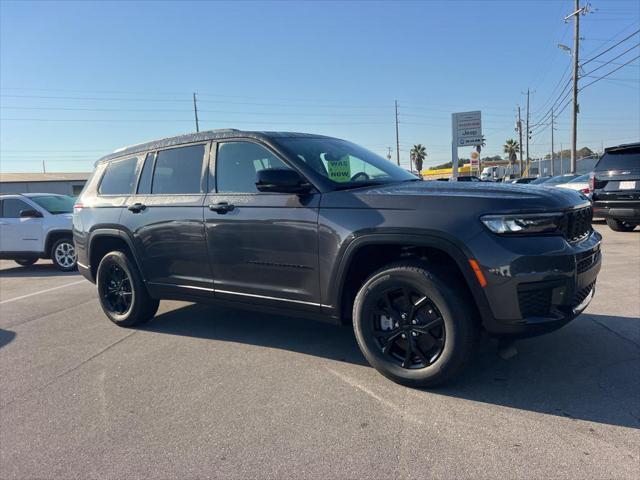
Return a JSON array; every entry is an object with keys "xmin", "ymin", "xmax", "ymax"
[
  {"xmin": 51, "ymin": 237, "xmax": 77, "ymax": 271},
  {"xmin": 96, "ymin": 251, "xmax": 159, "ymax": 327},
  {"xmin": 352, "ymin": 262, "xmax": 478, "ymax": 387},
  {"xmin": 15, "ymin": 258, "xmax": 37, "ymax": 267},
  {"xmin": 606, "ymin": 218, "xmax": 637, "ymax": 232}
]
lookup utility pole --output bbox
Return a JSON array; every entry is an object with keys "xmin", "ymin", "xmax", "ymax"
[
  {"xmin": 560, "ymin": 142, "xmax": 564, "ymax": 174},
  {"xmin": 550, "ymin": 108, "xmax": 555, "ymax": 176},
  {"xmin": 42, "ymin": 160, "xmax": 46, "ymax": 173},
  {"xmin": 517, "ymin": 106, "xmax": 524, "ymax": 177},
  {"xmin": 525, "ymin": 89, "xmax": 530, "ymax": 165},
  {"xmin": 395, "ymin": 100, "xmax": 400, "ymax": 166},
  {"xmin": 193, "ymin": 92, "xmax": 200, "ymax": 133},
  {"xmin": 566, "ymin": 0, "xmax": 585, "ymax": 173}
]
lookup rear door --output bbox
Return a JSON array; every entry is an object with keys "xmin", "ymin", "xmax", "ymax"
[
  {"xmin": 204, "ymin": 140, "xmax": 321, "ymax": 310},
  {"xmin": 0, "ymin": 197, "xmax": 44, "ymax": 253},
  {"xmin": 126, "ymin": 143, "xmax": 213, "ymax": 293}
]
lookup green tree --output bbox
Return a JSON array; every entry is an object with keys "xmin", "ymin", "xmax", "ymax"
[
  {"xmin": 410, "ymin": 144, "xmax": 427, "ymax": 172},
  {"xmin": 503, "ymin": 139, "xmax": 520, "ymax": 164}
]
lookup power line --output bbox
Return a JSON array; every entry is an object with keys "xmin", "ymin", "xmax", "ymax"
[
  {"xmin": 581, "ymin": 42, "xmax": 640, "ymax": 76},
  {"xmin": 580, "ymin": 54, "xmax": 640, "ymax": 89},
  {"xmin": 581, "ymin": 28, "xmax": 640, "ymax": 66}
]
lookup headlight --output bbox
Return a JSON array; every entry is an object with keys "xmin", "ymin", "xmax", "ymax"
[{"xmin": 481, "ymin": 213, "xmax": 564, "ymax": 234}]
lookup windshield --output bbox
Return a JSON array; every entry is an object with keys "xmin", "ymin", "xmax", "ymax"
[
  {"xmin": 275, "ymin": 137, "xmax": 416, "ymax": 189},
  {"xmin": 596, "ymin": 148, "xmax": 640, "ymax": 171},
  {"xmin": 530, "ymin": 176, "xmax": 551, "ymax": 184},
  {"xmin": 29, "ymin": 195, "xmax": 75, "ymax": 214},
  {"xmin": 543, "ymin": 174, "xmax": 580, "ymax": 185}
]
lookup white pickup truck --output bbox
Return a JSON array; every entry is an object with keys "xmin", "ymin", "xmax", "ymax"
[{"xmin": 0, "ymin": 193, "xmax": 77, "ymax": 271}]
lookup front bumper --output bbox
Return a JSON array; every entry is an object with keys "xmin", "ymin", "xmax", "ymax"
[{"xmin": 473, "ymin": 229, "xmax": 602, "ymax": 337}]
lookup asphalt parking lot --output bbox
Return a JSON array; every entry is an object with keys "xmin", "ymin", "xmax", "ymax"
[{"xmin": 0, "ymin": 224, "xmax": 638, "ymax": 479}]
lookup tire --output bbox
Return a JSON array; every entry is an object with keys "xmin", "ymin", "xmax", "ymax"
[
  {"xmin": 15, "ymin": 258, "xmax": 38, "ymax": 267},
  {"xmin": 50, "ymin": 237, "xmax": 77, "ymax": 271},
  {"xmin": 606, "ymin": 218, "xmax": 637, "ymax": 232},
  {"xmin": 96, "ymin": 251, "xmax": 159, "ymax": 327},
  {"xmin": 352, "ymin": 262, "xmax": 479, "ymax": 388}
]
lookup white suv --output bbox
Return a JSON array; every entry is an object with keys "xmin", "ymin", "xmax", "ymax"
[{"xmin": 0, "ymin": 193, "xmax": 77, "ymax": 271}]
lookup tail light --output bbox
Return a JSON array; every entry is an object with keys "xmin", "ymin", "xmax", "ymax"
[
  {"xmin": 73, "ymin": 203, "xmax": 84, "ymax": 213},
  {"xmin": 589, "ymin": 172, "xmax": 595, "ymax": 191},
  {"xmin": 580, "ymin": 187, "xmax": 590, "ymax": 194}
]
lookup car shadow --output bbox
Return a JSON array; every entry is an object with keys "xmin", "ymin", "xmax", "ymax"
[
  {"xmin": 142, "ymin": 304, "xmax": 639, "ymax": 430},
  {"xmin": 0, "ymin": 329, "xmax": 17, "ymax": 349},
  {"xmin": 0, "ymin": 263, "xmax": 79, "ymax": 278}
]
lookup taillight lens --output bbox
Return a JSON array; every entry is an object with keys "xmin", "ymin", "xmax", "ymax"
[
  {"xmin": 589, "ymin": 172, "xmax": 595, "ymax": 191},
  {"xmin": 73, "ymin": 203, "xmax": 84, "ymax": 213},
  {"xmin": 580, "ymin": 187, "xmax": 590, "ymax": 194}
]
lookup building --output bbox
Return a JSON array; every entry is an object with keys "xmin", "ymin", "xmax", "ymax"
[{"xmin": 0, "ymin": 172, "xmax": 90, "ymax": 196}]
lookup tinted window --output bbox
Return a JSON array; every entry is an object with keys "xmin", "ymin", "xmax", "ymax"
[
  {"xmin": 2, "ymin": 198, "xmax": 33, "ymax": 218},
  {"xmin": 99, "ymin": 157, "xmax": 139, "ymax": 195},
  {"xmin": 216, "ymin": 142, "xmax": 290, "ymax": 193},
  {"xmin": 596, "ymin": 149, "xmax": 640, "ymax": 171},
  {"xmin": 137, "ymin": 152, "xmax": 155, "ymax": 194},
  {"xmin": 29, "ymin": 195, "xmax": 75, "ymax": 214},
  {"xmin": 152, "ymin": 145, "xmax": 204, "ymax": 194}
]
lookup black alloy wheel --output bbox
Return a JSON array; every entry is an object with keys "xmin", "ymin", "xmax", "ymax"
[
  {"xmin": 101, "ymin": 262, "xmax": 133, "ymax": 315},
  {"xmin": 372, "ymin": 287, "xmax": 446, "ymax": 369}
]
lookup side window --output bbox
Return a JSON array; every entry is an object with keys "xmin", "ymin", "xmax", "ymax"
[
  {"xmin": 2, "ymin": 198, "xmax": 33, "ymax": 218},
  {"xmin": 152, "ymin": 144, "xmax": 205, "ymax": 194},
  {"xmin": 99, "ymin": 157, "xmax": 139, "ymax": 195},
  {"xmin": 137, "ymin": 152, "xmax": 155, "ymax": 194},
  {"xmin": 216, "ymin": 142, "xmax": 291, "ymax": 193}
]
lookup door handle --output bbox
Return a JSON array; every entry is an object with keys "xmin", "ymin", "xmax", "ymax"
[
  {"xmin": 208, "ymin": 202, "xmax": 235, "ymax": 214},
  {"xmin": 127, "ymin": 202, "xmax": 147, "ymax": 213}
]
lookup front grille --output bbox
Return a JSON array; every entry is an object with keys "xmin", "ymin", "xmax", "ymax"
[
  {"xmin": 573, "ymin": 282, "xmax": 595, "ymax": 308},
  {"xmin": 561, "ymin": 206, "xmax": 593, "ymax": 242},
  {"xmin": 518, "ymin": 287, "xmax": 552, "ymax": 317},
  {"xmin": 576, "ymin": 247, "xmax": 601, "ymax": 274}
]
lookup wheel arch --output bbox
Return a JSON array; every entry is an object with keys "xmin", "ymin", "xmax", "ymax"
[
  {"xmin": 328, "ymin": 232, "xmax": 493, "ymax": 326},
  {"xmin": 44, "ymin": 229, "xmax": 74, "ymax": 258},
  {"xmin": 87, "ymin": 228, "xmax": 143, "ymax": 281}
]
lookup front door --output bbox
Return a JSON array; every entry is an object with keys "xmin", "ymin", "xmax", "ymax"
[
  {"xmin": 0, "ymin": 198, "xmax": 43, "ymax": 253},
  {"xmin": 205, "ymin": 141, "xmax": 321, "ymax": 310}
]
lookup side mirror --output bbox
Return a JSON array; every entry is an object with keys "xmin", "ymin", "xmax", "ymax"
[
  {"xmin": 256, "ymin": 169, "xmax": 312, "ymax": 194},
  {"xmin": 19, "ymin": 209, "xmax": 43, "ymax": 218}
]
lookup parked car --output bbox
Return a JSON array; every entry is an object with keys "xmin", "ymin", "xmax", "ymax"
[
  {"xmin": 74, "ymin": 129, "xmax": 601, "ymax": 387},
  {"xmin": 557, "ymin": 173, "xmax": 591, "ymax": 196},
  {"xmin": 455, "ymin": 175, "xmax": 482, "ymax": 182},
  {"xmin": 539, "ymin": 173, "xmax": 582, "ymax": 187},
  {"xmin": 510, "ymin": 177, "xmax": 537, "ymax": 184},
  {"xmin": 591, "ymin": 142, "xmax": 640, "ymax": 232},
  {"xmin": 0, "ymin": 193, "xmax": 77, "ymax": 270}
]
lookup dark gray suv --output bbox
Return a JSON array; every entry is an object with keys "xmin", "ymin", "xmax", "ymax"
[{"xmin": 73, "ymin": 129, "xmax": 602, "ymax": 386}]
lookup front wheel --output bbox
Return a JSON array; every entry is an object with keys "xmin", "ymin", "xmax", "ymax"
[
  {"xmin": 51, "ymin": 237, "xmax": 77, "ymax": 271},
  {"xmin": 352, "ymin": 262, "xmax": 478, "ymax": 387},
  {"xmin": 96, "ymin": 251, "xmax": 159, "ymax": 327},
  {"xmin": 606, "ymin": 218, "xmax": 637, "ymax": 232}
]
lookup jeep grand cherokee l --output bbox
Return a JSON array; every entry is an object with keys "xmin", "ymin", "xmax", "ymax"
[{"xmin": 73, "ymin": 130, "xmax": 602, "ymax": 387}]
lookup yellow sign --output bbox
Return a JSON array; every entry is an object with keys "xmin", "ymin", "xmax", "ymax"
[{"xmin": 327, "ymin": 158, "xmax": 351, "ymax": 182}]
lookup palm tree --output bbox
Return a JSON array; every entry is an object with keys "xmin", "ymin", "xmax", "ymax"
[
  {"xmin": 503, "ymin": 139, "xmax": 520, "ymax": 164},
  {"xmin": 475, "ymin": 136, "xmax": 486, "ymax": 154},
  {"xmin": 410, "ymin": 144, "xmax": 427, "ymax": 172}
]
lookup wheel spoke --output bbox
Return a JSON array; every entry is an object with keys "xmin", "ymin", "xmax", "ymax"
[
  {"xmin": 413, "ymin": 317, "xmax": 444, "ymax": 334},
  {"xmin": 380, "ymin": 330, "xmax": 402, "ymax": 354},
  {"xmin": 402, "ymin": 339, "xmax": 414, "ymax": 368},
  {"xmin": 408, "ymin": 295, "xmax": 429, "ymax": 319},
  {"xmin": 411, "ymin": 338, "xmax": 430, "ymax": 365}
]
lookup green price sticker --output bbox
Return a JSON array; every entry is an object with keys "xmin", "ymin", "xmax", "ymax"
[{"xmin": 327, "ymin": 158, "xmax": 351, "ymax": 182}]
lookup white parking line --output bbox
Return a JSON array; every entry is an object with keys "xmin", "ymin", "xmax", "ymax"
[{"xmin": 0, "ymin": 280, "xmax": 90, "ymax": 305}]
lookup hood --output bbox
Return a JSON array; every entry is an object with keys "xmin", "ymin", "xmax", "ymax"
[{"xmin": 322, "ymin": 180, "xmax": 589, "ymax": 213}]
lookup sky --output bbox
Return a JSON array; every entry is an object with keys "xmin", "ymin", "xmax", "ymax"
[{"xmin": 1, "ymin": 0, "xmax": 639, "ymax": 173}]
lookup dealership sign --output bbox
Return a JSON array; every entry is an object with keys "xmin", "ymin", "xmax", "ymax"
[{"xmin": 453, "ymin": 111, "xmax": 482, "ymax": 147}]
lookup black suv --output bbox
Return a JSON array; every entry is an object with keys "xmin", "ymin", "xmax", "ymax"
[
  {"xmin": 74, "ymin": 130, "xmax": 601, "ymax": 386},
  {"xmin": 591, "ymin": 142, "xmax": 640, "ymax": 232}
]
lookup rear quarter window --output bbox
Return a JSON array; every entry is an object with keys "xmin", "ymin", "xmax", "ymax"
[{"xmin": 99, "ymin": 157, "xmax": 139, "ymax": 195}]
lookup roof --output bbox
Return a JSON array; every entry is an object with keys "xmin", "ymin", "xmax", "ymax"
[
  {"xmin": 605, "ymin": 142, "xmax": 640, "ymax": 153},
  {"xmin": 98, "ymin": 129, "xmax": 333, "ymax": 163},
  {"xmin": 0, "ymin": 172, "xmax": 91, "ymax": 183}
]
